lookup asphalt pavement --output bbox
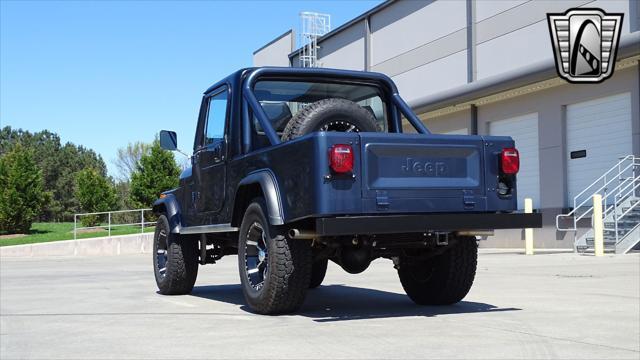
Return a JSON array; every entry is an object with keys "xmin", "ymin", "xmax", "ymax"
[{"xmin": 1, "ymin": 250, "xmax": 639, "ymax": 359}]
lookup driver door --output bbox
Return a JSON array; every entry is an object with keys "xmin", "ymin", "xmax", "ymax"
[{"xmin": 192, "ymin": 87, "xmax": 228, "ymax": 218}]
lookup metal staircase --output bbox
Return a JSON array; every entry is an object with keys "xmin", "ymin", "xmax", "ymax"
[{"xmin": 556, "ymin": 155, "xmax": 640, "ymax": 254}]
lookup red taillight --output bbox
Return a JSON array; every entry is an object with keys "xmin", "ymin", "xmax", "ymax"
[
  {"xmin": 501, "ymin": 147, "xmax": 520, "ymax": 174},
  {"xmin": 329, "ymin": 144, "xmax": 354, "ymax": 174}
]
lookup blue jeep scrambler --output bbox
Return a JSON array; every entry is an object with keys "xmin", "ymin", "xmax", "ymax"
[{"xmin": 153, "ymin": 67, "xmax": 541, "ymax": 314}]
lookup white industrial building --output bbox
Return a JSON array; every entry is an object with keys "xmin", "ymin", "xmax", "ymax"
[{"xmin": 253, "ymin": 0, "xmax": 640, "ymax": 249}]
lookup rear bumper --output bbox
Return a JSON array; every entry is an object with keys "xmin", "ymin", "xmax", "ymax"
[{"xmin": 314, "ymin": 212, "xmax": 542, "ymax": 236}]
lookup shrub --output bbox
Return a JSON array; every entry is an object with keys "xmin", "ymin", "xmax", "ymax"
[
  {"xmin": 129, "ymin": 141, "xmax": 180, "ymax": 208},
  {"xmin": 75, "ymin": 168, "xmax": 117, "ymax": 227}
]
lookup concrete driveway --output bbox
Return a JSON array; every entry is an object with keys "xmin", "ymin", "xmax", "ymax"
[{"xmin": 1, "ymin": 250, "xmax": 639, "ymax": 359}]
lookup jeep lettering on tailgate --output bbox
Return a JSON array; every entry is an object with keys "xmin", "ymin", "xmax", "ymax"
[{"xmin": 402, "ymin": 157, "xmax": 448, "ymax": 177}]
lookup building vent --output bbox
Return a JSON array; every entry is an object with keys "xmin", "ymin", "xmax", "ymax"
[{"xmin": 299, "ymin": 12, "xmax": 331, "ymax": 68}]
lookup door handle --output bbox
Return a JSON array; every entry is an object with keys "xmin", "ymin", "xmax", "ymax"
[{"xmin": 212, "ymin": 145, "xmax": 222, "ymax": 161}]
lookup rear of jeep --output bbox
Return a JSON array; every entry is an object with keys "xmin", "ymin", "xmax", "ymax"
[{"xmin": 153, "ymin": 67, "xmax": 541, "ymax": 315}]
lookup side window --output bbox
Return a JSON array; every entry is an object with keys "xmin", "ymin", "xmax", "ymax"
[{"xmin": 204, "ymin": 89, "xmax": 228, "ymax": 146}]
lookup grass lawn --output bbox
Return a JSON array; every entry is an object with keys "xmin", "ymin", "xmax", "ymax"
[{"xmin": 0, "ymin": 222, "xmax": 155, "ymax": 247}]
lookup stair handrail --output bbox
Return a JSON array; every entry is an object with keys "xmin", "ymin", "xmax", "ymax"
[
  {"xmin": 569, "ymin": 174, "xmax": 640, "ymax": 246},
  {"xmin": 572, "ymin": 155, "xmax": 637, "ymax": 206},
  {"xmin": 602, "ymin": 176, "xmax": 639, "ymax": 222},
  {"xmin": 619, "ymin": 194, "xmax": 640, "ymax": 219},
  {"xmin": 609, "ymin": 187, "xmax": 640, "ymax": 247},
  {"xmin": 611, "ymin": 180, "xmax": 640, "ymax": 221},
  {"xmin": 556, "ymin": 155, "xmax": 639, "ymax": 231},
  {"xmin": 556, "ymin": 160, "xmax": 636, "ymax": 230},
  {"xmin": 603, "ymin": 176, "xmax": 639, "ymax": 220}
]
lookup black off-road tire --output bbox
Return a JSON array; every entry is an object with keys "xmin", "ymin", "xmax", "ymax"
[
  {"xmin": 153, "ymin": 214, "xmax": 199, "ymax": 295},
  {"xmin": 398, "ymin": 237, "xmax": 477, "ymax": 305},
  {"xmin": 281, "ymin": 98, "xmax": 380, "ymax": 141},
  {"xmin": 309, "ymin": 258, "xmax": 328, "ymax": 289},
  {"xmin": 238, "ymin": 198, "xmax": 312, "ymax": 314}
]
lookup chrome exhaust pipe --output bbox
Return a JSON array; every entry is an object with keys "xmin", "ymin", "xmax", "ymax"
[{"xmin": 288, "ymin": 229, "xmax": 317, "ymax": 239}]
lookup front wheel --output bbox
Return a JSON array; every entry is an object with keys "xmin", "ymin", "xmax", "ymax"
[
  {"xmin": 238, "ymin": 198, "xmax": 312, "ymax": 314},
  {"xmin": 153, "ymin": 214, "xmax": 199, "ymax": 295},
  {"xmin": 398, "ymin": 237, "xmax": 477, "ymax": 305}
]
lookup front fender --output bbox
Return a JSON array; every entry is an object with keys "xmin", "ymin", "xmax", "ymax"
[
  {"xmin": 236, "ymin": 170, "xmax": 284, "ymax": 225},
  {"xmin": 152, "ymin": 193, "xmax": 183, "ymax": 233}
]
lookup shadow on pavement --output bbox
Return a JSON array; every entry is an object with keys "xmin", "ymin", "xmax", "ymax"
[{"xmin": 190, "ymin": 283, "xmax": 520, "ymax": 322}]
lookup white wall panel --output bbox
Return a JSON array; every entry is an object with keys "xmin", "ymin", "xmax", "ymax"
[
  {"xmin": 391, "ymin": 51, "xmax": 468, "ymax": 102},
  {"xmin": 476, "ymin": 21, "xmax": 551, "ymax": 80},
  {"xmin": 253, "ymin": 32, "xmax": 293, "ymax": 67},
  {"xmin": 370, "ymin": 0, "xmax": 466, "ymax": 66},
  {"xmin": 476, "ymin": 0, "xmax": 528, "ymax": 22},
  {"xmin": 318, "ymin": 22, "xmax": 365, "ymax": 70}
]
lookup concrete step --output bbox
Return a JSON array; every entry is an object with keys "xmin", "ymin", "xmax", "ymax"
[
  {"xmin": 604, "ymin": 221, "xmax": 639, "ymax": 229},
  {"xmin": 605, "ymin": 226, "xmax": 635, "ymax": 233},
  {"xmin": 604, "ymin": 227, "xmax": 637, "ymax": 233},
  {"xmin": 604, "ymin": 227, "xmax": 634, "ymax": 233},
  {"xmin": 604, "ymin": 232, "xmax": 632, "ymax": 239},
  {"xmin": 585, "ymin": 238, "xmax": 617, "ymax": 247},
  {"xmin": 576, "ymin": 245, "xmax": 616, "ymax": 254}
]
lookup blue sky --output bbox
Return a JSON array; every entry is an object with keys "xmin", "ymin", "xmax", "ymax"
[{"xmin": 1, "ymin": 0, "xmax": 381, "ymax": 177}]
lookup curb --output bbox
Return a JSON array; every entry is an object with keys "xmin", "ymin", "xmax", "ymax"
[{"xmin": 0, "ymin": 233, "xmax": 154, "ymax": 258}]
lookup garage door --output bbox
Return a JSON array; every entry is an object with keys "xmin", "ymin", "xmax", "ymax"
[
  {"xmin": 490, "ymin": 113, "xmax": 540, "ymax": 209},
  {"xmin": 566, "ymin": 93, "xmax": 632, "ymax": 205}
]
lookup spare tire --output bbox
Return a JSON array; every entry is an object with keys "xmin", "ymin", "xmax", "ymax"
[{"xmin": 281, "ymin": 98, "xmax": 380, "ymax": 141}]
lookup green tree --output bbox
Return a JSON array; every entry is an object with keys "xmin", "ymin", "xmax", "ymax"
[
  {"xmin": 1, "ymin": 126, "xmax": 108, "ymax": 221},
  {"xmin": 129, "ymin": 141, "xmax": 180, "ymax": 208},
  {"xmin": 75, "ymin": 168, "xmax": 118, "ymax": 227},
  {"xmin": 0, "ymin": 144, "xmax": 49, "ymax": 233},
  {"xmin": 56, "ymin": 143, "xmax": 108, "ymax": 220}
]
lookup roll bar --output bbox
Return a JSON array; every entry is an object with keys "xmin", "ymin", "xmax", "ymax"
[{"xmin": 241, "ymin": 67, "xmax": 430, "ymax": 147}]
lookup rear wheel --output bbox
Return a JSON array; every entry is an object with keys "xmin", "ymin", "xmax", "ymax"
[
  {"xmin": 398, "ymin": 237, "xmax": 477, "ymax": 305},
  {"xmin": 238, "ymin": 198, "xmax": 312, "ymax": 314},
  {"xmin": 309, "ymin": 258, "xmax": 328, "ymax": 289},
  {"xmin": 153, "ymin": 214, "xmax": 198, "ymax": 295}
]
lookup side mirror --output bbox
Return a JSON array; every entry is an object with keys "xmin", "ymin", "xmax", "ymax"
[{"xmin": 159, "ymin": 130, "xmax": 177, "ymax": 151}]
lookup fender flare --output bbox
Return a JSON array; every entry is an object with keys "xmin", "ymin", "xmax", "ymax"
[
  {"xmin": 152, "ymin": 193, "xmax": 183, "ymax": 234},
  {"xmin": 235, "ymin": 170, "xmax": 284, "ymax": 226}
]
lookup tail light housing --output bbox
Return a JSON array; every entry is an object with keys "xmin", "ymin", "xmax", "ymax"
[
  {"xmin": 329, "ymin": 144, "xmax": 354, "ymax": 174},
  {"xmin": 500, "ymin": 147, "xmax": 520, "ymax": 175}
]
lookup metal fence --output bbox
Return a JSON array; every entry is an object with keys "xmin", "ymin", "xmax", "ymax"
[{"xmin": 73, "ymin": 209, "xmax": 156, "ymax": 240}]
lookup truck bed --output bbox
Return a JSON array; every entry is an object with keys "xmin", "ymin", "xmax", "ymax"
[{"xmin": 230, "ymin": 131, "xmax": 519, "ymax": 224}]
